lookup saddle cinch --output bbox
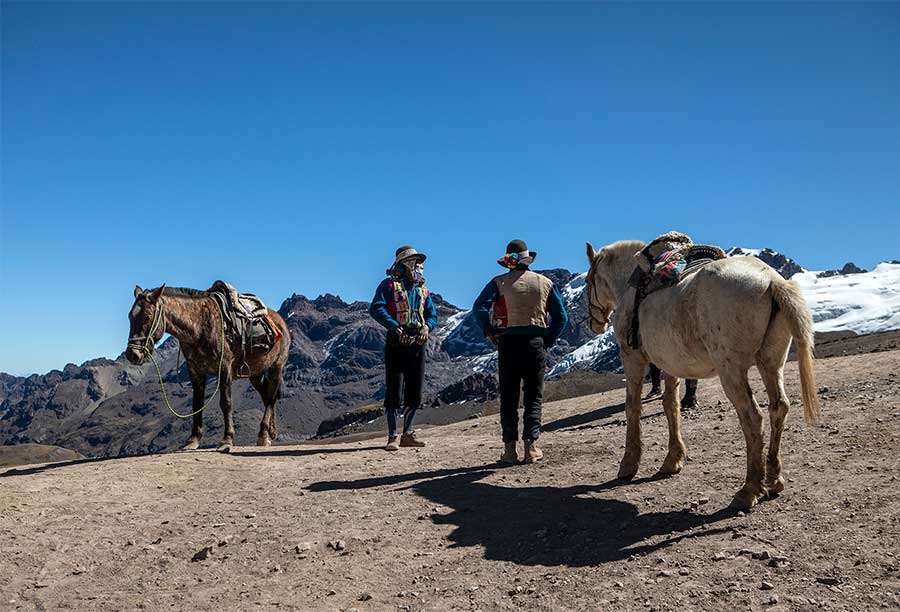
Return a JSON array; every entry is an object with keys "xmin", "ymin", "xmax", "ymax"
[
  {"xmin": 626, "ymin": 232, "xmax": 727, "ymax": 349},
  {"xmin": 207, "ymin": 280, "xmax": 281, "ymax": 376}
]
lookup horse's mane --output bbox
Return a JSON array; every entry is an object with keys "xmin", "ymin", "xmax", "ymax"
[{"xmin": 162, "ymin": 287, "xmax": 210, "ymax": 298}]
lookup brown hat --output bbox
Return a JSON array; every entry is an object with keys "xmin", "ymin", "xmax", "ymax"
[{"xmin": 393, "ymin": 245, "xmax": 427, "ymax": 266}]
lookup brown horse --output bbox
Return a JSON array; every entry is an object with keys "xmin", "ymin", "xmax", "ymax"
[{"xmin": 125, "ymin": 285, "xmax": 291, "ymax": 452}]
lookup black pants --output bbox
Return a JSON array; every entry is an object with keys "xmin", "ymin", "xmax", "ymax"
[
  {"xmin": 498, "ymin": 334, "xmax": 546, "ymax": 442},
  {"xmin": 384, "ymin": 335, "xmax": 425, "ymax": 436},
  {"xmin": 649, "ymin": 363, "xmax": 697, "ymax": 400}
]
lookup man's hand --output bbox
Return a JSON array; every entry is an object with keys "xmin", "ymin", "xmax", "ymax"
[{"xmin": 415, "ymin": 327, "xmax": 430, "ymax": 346}]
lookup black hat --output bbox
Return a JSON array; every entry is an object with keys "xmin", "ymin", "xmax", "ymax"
[{"xmin": 498, "ymin": 239, "xmax": 537, "ymax": 268}]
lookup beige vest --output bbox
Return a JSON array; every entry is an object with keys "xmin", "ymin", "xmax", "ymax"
[{"xmin": 492, "ymin": 269, "xmax": 552, "ymax": 329}]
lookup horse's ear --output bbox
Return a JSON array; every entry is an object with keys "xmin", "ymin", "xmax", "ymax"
[
  {"xmin": 586, "ymin": 242, "xmax": 597, "ymax": 261},
  {"xmin": 148, "ymin": 284, "xmax": 166, "ymax": 303},
  {"xmin": 134, "ymin": 285, "xmax": 143, "ymax": 299}
]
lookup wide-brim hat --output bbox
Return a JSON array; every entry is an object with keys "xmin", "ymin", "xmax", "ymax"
[
  {"xmin": 393, "ymin": 246, "xmax": 427, "ymax": 266},
  {"xmin": 498, "ymin": 239, "xmax": 537, "ymax": 268}
]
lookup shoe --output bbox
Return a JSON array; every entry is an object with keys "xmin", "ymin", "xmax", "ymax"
[
  {"xmin": 681, "ymin": 395, "xmax": 697, "ymax": 408},
  {"xmin": 644, "ymin": 386, "xmax": 662, "ymax": 400},
  {"xmin": 498, "ymin": 442, "xmax": 518, "ymax": 464},
  {"xmin": 523, "ymin": 440, "xmax": 543, "ymax": 464},
  {"xmin": 385, "ymin": 436, "xmax": 400, "ymax": 451},
  {"xmin": 400, "ymin": 432, "xmax": 426, "ymax": 447}
]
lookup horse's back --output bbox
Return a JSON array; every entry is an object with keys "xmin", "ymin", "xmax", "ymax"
[{"xmin": 641, "ymin": 256, "xmax": 781, "ymax": 377}]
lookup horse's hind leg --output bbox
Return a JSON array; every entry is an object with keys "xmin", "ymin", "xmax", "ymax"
[
  {"xmin": 659, "ymin": 374, "xmax": 687, "ymax": 475},
  {"xmin": 252, "ymin": 366, "xmax": 281, "ymax": 446},
  {"xmin": 757, "ymin": 337, "xmax": 792, "ymax": 496},
  {"xmin": 719, "ymin": 366, "xmax": 767, "ymax": 510}
]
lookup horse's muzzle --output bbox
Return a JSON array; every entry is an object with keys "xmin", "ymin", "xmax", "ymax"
[{"xmin": 125, "ymin": 347, "xmax": 145, "ymax": 365}]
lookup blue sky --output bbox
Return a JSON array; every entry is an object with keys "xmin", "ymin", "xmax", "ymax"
[{"xmin": 2, "ymin": 1, "xmax": 898, "ymax": 376}]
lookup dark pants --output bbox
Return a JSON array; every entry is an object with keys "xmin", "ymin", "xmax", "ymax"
[
  {"xmin": 384, "ymin": 335, "xmax": 425, "ymax": 437},
  {"xmin": 649, "ymin": 363, "xmax": 697, "ymax": 401},
  {"xmin": 498, "ymin": 334, "xmax": 546, "ymax": 442}
]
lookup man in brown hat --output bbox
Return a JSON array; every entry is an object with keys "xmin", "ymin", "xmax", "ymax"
[
  {"xmin": 472, "ymin": 239, "xmax": 568, "ymax": 464},
  {"xmin": 370, "ymin": 246, "xmax": 438, "ymax": 451}
]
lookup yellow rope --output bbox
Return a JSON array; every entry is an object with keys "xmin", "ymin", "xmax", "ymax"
[{"xmin": 146, "ymin": 298, "xmax": 227, "ymax": 419}]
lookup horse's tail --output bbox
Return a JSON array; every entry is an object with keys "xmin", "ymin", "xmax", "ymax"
[{"xmin": 771, "ymin": 279, "xmax": 820, "ymax": 425}]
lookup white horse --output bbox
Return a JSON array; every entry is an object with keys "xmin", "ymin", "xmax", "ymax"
[{"xmin": 585, "ymin": 240, "xmax": 819, "ymax": 510}]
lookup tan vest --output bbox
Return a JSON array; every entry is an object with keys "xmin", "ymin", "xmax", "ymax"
[{"xmin": 492, "ymin": 269, "xmax": 552, "ymax": 329}]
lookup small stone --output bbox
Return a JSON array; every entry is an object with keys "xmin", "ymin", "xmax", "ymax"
[
  {"xmin": 191, "ymin": 546, "xmax": 213, "ymax": 562},
  {"xmin": 752, "ymin": 550, "xmax": 771, "ymax": 560},
  {"xmin": 244, "ymin": 513, "xmax": 257, "ymax": 519},
  {"xmin": 466, "ymin": 585, "xmax": 480, "ymax": 593},
  {"xmin": 761, "ymin": 580, "xmax": 775, "ymax": 590},
  {"xmin": 816, "ymin": 577, "xmax": 841, "ymax": 586},
  {"xmin": 358, "ymin": 592, "xmax": 372, "ymax": 601},
  {"xmin": 658, "ymin": 570, "xmax": 675, "ymax": 578},
  {"xmin": 698, "ymin": 497, "xmax": 710, "ymax": 505},
  {"xmin": 271, "ymin": 564, "xmax": 282, "ymax": 573},
  {"xmin": 295, "ymin": 543, "xmax": 312, "ymax": 554},
  {"xmin": 328, "ymin": 540, "xmax": 346, "ymax": 551},
  {"xmin": 712, "ymin": 552, "xmax": 729, "ymax": 561},
  {"xmin": 150, "ymin": 537, "xmax": 162, "ymax": 545}
]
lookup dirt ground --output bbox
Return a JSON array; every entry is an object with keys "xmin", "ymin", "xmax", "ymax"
[{"xmin": 1, "ymin": 350, "xmax": 898, "ymax": 612}]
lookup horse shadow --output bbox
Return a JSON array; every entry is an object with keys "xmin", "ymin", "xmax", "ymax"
[
  {"xmin": 410, "ymin": 470, "xmax": 736, "ymax": 566},
  {"xmin": 542, "ymin": 402, "xmax": 626, "ymax": 432},
  {"xmin": 307, "ymin": 466, "xmax": 736, "ymax": 567}
]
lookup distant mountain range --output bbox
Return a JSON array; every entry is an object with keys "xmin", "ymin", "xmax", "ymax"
[{"xmin": 1, "ymin": 246, "xmax": 897, "ymax": 458}]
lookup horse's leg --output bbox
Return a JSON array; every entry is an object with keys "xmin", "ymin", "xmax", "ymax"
[
  {"xmin": 719, "ymin": 366, "xmax": 767, "ymax": 510},
  {"xmin": 253, "ymin": 367, "xmax": 281, "ymax": 446},
  {"xmin": 618, "ymin": 351, "xmax": 648, "ymax": 480},
  {"xmin": 659, "ymin": 374, "xmax": 686, "ymax": 475},
  {"xmin": 757, "ymin": 348, "xmax": 791, "ymax": 496},
  {"xmin": 217, "ymin": 373, "xmax": 234, "ymax": 453},
  {"xmin": 182, "ymin": 370, "xmax": 205, "ymax": 451}
]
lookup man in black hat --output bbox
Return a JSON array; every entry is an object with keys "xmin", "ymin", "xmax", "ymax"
[
  {"xmin": 370, "ymin": 246, "xmax": 438, "ymax": 451},
  {"xmin": 472, "ymin": 239, "xmax": 568, "ymax": 464}
]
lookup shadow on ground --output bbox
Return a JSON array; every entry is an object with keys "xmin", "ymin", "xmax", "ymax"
[{"xmin": 307, "ymin": 466, "xmax": 736, "ymax": 567}]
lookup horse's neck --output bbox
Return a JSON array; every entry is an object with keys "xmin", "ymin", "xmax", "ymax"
[{"xmin": 163, "ymin": 295, "xmax": 212, "ymax": 346}]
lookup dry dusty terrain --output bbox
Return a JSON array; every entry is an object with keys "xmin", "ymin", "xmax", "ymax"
[{"xmin": 1, "ymin": 350, "xmax": 899, "ymax": 612}]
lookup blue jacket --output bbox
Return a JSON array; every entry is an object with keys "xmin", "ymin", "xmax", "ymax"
[
  {"xmin": 369, "ymin": 277, "xmax": 438, "ymax": 333},
  {"xmin": 472, "ymin": 267, "xmax": 568, "ymax": 347}
]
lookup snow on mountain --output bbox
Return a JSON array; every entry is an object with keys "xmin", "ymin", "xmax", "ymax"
[
  {"xmin": 793, "ymin": 262, "xmax": 900, "ymax": 335},
  {"xmin": 547, "ymin": 330, "xmax": 617, "ymax": 377}
]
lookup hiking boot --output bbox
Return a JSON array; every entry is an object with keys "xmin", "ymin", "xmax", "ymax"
[
  {"xmin": 681, "ymin": 394, "xmax": 697, "ymax": 408},
  {"xmin": 498, "ymin": 442, "xmax": 519, "ymax": 465},
  {"xmin": 644, "ymin": 386, "xmax": 662, "ymax": 400},
  {"xmin": 524, "ymin": 440, "xmax": 543, "ymax": 464},
  {"xmin": 400, "ymin": 432, "xmax": 426, "ymax": 448},
  {"xmin": 385, "ymin": 436, "xmax": 400, "ymax": 451}
]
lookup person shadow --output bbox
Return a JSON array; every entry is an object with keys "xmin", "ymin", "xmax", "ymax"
[{"xmin": 307, "ymin": 467, "xmax": 737, "ymax": 567}]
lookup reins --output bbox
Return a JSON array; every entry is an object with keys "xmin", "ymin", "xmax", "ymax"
[
  {"xmin": 587, "ymin": 255, "xmax": 612, "ymax": 332},
  {"xmin": 127, "ymin": 297, "xmax": 227, "ymax": 419}
]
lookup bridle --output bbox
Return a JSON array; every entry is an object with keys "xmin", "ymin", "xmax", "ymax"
[
  {"xmin": 127, "ymin": 301, "xmax": 166, "ymax": 359},
  {"xmin": 587, "ymin": 255, "xmax": 612, "ymax": 331},
  {"xmin": 126, "ymin": 293, "xmax": 228, "ymax": 419}
]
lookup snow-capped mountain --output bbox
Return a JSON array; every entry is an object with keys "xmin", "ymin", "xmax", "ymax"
[{"xmin": 793, "ymin": 262, "xmax": 900, "ymax": 334}]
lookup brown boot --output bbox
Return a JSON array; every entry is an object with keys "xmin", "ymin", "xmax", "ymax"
[
  {"xmin": 385, "ymin": 436, "xmax": 400, "ymax": 451},
  {"xmin": 524, "ymin": 440, "xmax": 543, "ymax": 464},
  {"xmin": 400, "ymin": 432, "xmax": 426, "ymax": 448},
  {"xmin": 498, "ymin": 442, "xmax": 518, "ymax": 465}
]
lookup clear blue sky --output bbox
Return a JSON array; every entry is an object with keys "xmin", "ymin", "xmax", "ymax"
[{"xmin": 2, "ymin": 2, "xmax": 898, "ymax": 376}]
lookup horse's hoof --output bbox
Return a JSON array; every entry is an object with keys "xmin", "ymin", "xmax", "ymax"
[
  {"xmin": 217, "ymin": 443, "xmax": 232, "ymax": 453},
  {"xmin": 659, "ymin": 456, "xmax": 685, "ymax": 475},
  {"xmin": 617, "ymin": 465, "xmax": 638, "ymax": 480},
  {"xmin": 181, "ymin": 440, "xmax": 200, "ymax": 451},
  {"xmin": 765, "ymin": 476, "xmax": 785, "ymax": 497},
  {"xmin": 257, "ymin": 436, "xmax": 272, "ymax": 447},
  {"xmin": 730, "ymin": 488, "xmax": 761, "ymax": 511}
]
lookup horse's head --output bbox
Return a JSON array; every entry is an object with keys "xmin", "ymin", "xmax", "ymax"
[
  {"xmin": 125, "ymin": 284, "xmax": 166, "ymax": 365},
  {"xmin": 585, "ymin": 242, "xmax": 615, "ymax": 335}
]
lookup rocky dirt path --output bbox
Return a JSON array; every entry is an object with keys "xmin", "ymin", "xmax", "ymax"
[{"xmin": 1, "ymin": 350, "xmax": 899, "ymax": 612}]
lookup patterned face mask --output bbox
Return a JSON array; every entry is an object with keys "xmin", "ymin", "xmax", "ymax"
[{"xmin": 413, "ymin": 264, "xmax": 425, "ymax": 283}]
